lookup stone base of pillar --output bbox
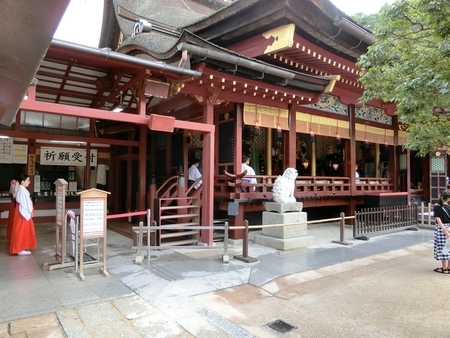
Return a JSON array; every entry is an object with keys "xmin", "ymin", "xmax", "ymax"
[
  {"xmin": 254, "ymin": 203, "xmax": 315, "ymax": 251},
  {"xmin": 254, "ymin": 234, "xmax": 315, "ymax": 251}
]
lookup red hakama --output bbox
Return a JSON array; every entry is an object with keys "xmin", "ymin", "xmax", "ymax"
[
  {"xmin": 6, "ymin": 199, "xmax": 16, "ymax": 241},
  {"xmin": 9, "ymin": 202, "xmax": 36, "ymax": 255}
]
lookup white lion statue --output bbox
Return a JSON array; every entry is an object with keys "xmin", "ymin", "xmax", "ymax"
[{"xmin": 272, "ymin": 168, "xmax": 298, "ymax": 203}]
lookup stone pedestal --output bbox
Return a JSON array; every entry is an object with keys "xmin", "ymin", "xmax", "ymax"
[{"xmin": 254, "ymin": 202, "xmax": 315, "ymax": 250}]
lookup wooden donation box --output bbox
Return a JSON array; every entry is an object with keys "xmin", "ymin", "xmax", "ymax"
[
  {"xmin": 77, "ymin": 188, "xmax": 110, "ymax": 281},
  {"xmin": 44, "ymin": 178, "xmax": 74, "ymax": 270}
]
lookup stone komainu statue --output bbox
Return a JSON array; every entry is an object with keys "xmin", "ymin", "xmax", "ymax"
[{"xmin": 272, "ymin": 168, "xmax": 298, "ymax": 203}]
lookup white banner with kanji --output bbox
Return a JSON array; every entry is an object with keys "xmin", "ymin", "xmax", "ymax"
[{"xmin": 40, "ymin": 147, "xmax": 97, "ymax": 167}]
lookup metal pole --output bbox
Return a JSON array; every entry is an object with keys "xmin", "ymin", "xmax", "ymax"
[
  {"xmin": 135, "ymin": 221, "xmax": 144, "ymax": 265},
  {"xmin": 147, "ymin": 209, "xmax": 151, "ymax": 260},
  {"xmin": 223, "ymin": 222, "xmax": 229, "ymax": 263},
  {"xmin": 243, "ymin": 220, "xmax": 249, "ymax": 258},
  {"xmin": 233, "ymin": 220, "xmax": 258, "ymax": 263},
  {"xmin": 75, "ymin": 216, "xmax": 79, "ymax": 273},
  {"xmin": 331, "ymin": 212, "xmax": 352, "ymax": 246}
]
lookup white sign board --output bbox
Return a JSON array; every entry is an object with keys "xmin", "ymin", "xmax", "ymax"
[
  {"xmin": 82, "ymin": 198, "xmax": 105, "ymax": 237},
  {"xmin": 0, "ymin": 138, "xmax": 13, "ymax": 163},
  {"xmin": 34, "ymin": 175, "xmax": 41, "ymax": 193},
  {"xmin": 40, "ymin": 147, "xmax": 97, "ymax": 167},
  {"xmin": 13, "ymin": 144, "xmax": 28, "ymax": 163},
  {"xmin": 56, "ymin": 186, "xmax": 64, "ymax": 227}
]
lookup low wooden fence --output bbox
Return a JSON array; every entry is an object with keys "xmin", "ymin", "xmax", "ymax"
[
  {"xmin": 354, "ymin": 204, "xmax": 419, "ymax": 240},
  {"xmin": 418, "ymin": 202, "xmax": 434, "ymax": 228}
]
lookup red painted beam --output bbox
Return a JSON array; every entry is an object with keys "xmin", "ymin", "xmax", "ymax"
[{"xmin": 20, "ymin": 99, "xmax": 149, "ymax": 125}]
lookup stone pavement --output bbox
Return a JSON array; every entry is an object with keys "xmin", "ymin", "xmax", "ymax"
[{"xmin": 0, "ymin": 223, "xmax": 443, "ymax": 337}]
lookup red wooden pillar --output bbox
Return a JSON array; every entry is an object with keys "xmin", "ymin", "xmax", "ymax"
[
  {"xmin": 287, "ymin": 104, "xmax": 296, "ymax": 169},
  {"xmin": 346, "ymin": 103, "xmax": 357, "ymax": 224},
  {"xmin": 138, "ymin": 124, "xmax": 147, "ymax": 221},
  {"xmin": 392, "ymin": 115, "xmax": 399, "ymax": 192},
  {"xmin": 183, "ymin": 133, "xmax": 189, "ymax": 180},
  {"xmin": 126, "ymin": 133, "xmax": 133, "ymax": 215},
  {"xmin": 229, "ymin": 103, "xmax": 244, "ymax": 239},
  {"xmin": 148, "ymin": 176, "xmax": 156, "ymax": 225},
  {"xmin": 85, "ymin": 142, "xmax": 91, "ymax": 189},
  {"xmin": 406, "ymin": 148, "xmax": 411, "ymax": 202},
  {"xmin": 201, "ymin": 102, "xmax": 214, "ymax": 245}
]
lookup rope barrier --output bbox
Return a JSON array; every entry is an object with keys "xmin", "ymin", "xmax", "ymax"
[
  {"xmin": 106, "ymin": 211, "xmax": 147, "ymax": 219},
  {"xmin": 228, "ymin": 215, "xmax": 356, "ymax": 230}
]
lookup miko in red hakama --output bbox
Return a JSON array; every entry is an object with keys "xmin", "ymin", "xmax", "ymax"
[{"xmin": 10, "ymin": 185, "xmax": 36, "ymax": 255}]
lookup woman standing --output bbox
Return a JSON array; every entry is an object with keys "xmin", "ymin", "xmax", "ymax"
[
  {"xmin": 6, "ymin": 178, "xmax": 18, "ymax": 241},
  {"xmin": 433, "ymin": 189, "xmax": 450, "ymax": 273},
  {"xmin": 10, "ymin": 174, "xmax": 36, "ymax": 256}
]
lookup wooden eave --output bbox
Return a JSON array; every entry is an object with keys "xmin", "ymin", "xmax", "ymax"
[
  {"xmin": 117, "ymin": 36, "xmax": 339, "ymax": 113},
  {"xmin": 187, "ymin": 0, "xmax": 370, "ymax": 61},
  {"xmin": 259, "ymin": 34, "xmax": 363, "ymax": 93},
  {"xmin": 180, "ymin": 66, "xmax": 325, "ymax": 109}
]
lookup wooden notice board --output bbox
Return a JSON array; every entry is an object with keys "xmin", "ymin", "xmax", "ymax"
[
  {"xmin": 77, "ymin": 188, "xmax": 110, "ymax": 281},
  {"xmin": 44, "ymin": 178, "xmax": 74, "ymax": 271}
]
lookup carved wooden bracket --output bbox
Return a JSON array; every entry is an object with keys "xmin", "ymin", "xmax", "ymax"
[{"xmin": 224, "ymin": 170, "xmax": 247, "ymax": 187}]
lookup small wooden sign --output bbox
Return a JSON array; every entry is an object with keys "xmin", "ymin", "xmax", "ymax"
[
  {"xmin": 77, "ymin": 188, "xmax": 111, "ymax": 281},
  {"xmin": 27, "ymin": 154, "xmax": 36, "ymax": 175}
]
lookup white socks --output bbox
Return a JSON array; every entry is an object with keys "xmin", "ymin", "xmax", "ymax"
[{"xmin": 17, "ymin": 250, "xmax": 31, "ymax": 256}]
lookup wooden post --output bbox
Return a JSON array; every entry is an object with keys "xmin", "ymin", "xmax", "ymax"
[
  {"xmin": 148, "ymin": 174, "xmax": 156, "ymax": 225},
  {"xmin": 44, "ymin": 178, "xmax": 75, "ymax": 270}
]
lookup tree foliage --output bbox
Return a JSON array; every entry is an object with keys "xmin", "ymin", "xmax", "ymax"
[
  {"xmin": 351, "ymin": 12, "xmax": 379, "ymax": 31},
  {"xmin": 357, "ymin": 0, "xmax": 450, "ymax": 156}
]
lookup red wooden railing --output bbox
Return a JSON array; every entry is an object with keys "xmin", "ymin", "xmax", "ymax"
[{"xmin": 214, "ymin": 175, "xmax": 395, "ymax": 200}]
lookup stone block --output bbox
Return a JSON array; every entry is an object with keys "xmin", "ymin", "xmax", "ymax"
[
  {"xmin": 262, "ymin": 211, "xmax": 307, "ymax": 238},
  {"xmin": 264, "ymin": 202, "xmax": 303, "ymax": 213},
  {"xmin": 254, "ymin": 234, "xmax": 315, "ymax": 251}
]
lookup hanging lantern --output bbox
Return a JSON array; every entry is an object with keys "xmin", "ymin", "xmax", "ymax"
[
  {"xmin": 335, "ymin": 120, "xmax": 341, "ymax": 146},
  {"xmin": 364, "ymin": 125, "xmax": 369, "ymax": 149},
  {"xmin": 276, "ymin": 109, "xmax": 283, "ymax": 139},
  {"xmin": 364, "ymin": 138, "xmax": 369, "ymax": 149},
  {"xmin": 276, "ymin": 125, "xmax": 282, "ymax": 139},
  {"xmin": 309, "ymin": 114, "xmax": 315, "ymax": 143},
  {"xmin": 302, "ymin": 159, "xmax": 309, "ymax": 169},
  {"xmin": 254, "ymin": 122, "xmax": 261, "ymax": 136},
  {"xmin": 254, "ymin": 106, "xmax": 261, "ymax": 136}
]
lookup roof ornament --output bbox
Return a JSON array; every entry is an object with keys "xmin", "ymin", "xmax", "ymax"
[
  {"xmin": 118, "ymin": 5, "xmax": 180, "ymax": 38},
  {"xmin": 132, "ymin": 19, "xmax": 152, "ymax": 37}
]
